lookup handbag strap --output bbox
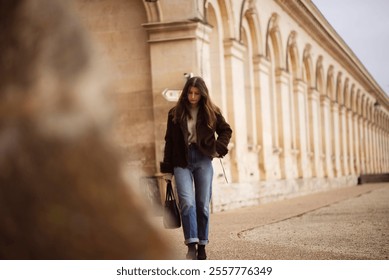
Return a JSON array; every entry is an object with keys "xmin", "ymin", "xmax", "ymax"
[{"xmin": 165, "ymin": 180, "xmax": 175, "ymax": 201}]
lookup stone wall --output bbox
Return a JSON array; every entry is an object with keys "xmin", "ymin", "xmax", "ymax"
[{"xmin": 74, "ymin": 0, "xmax": 389, "ymax": 212}]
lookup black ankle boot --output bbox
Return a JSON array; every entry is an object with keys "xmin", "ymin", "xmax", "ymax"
[
  {"xmin": 186, "ymin": 243, "xmax": 197, "ymax": 260},
  {"xmin": 197, "ymin": 245, "xmax": 207, "ymax": 260}
]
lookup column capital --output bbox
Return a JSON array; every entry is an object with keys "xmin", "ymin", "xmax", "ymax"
[
  {"xmin": 307, "ymin": 88, "xmax": 320, "ymax": 102},
  {"xmin": 293, "ymin": 79, "xmax": 307, "ymax": 92},
  {"xmin": 253, "ymin": 55, "xmax": 272, "ymax": 74},
  {"xmin": 339, "ymin": 104, "xmax": 348, "ymax": 114},
  {"xmin": 330, "ymin": 101, "xmax": 339, "ymax": 112},
  {"xmin": 320, "ymin": 94, "xmax": 330, "ymax": 105},
  {"xmin": 275, "ymin": 68, "xmax": 290, "ymax": 84},
  {"xmin": 223, "ymin": 38, "xmax": 246, "ymax": 60}
]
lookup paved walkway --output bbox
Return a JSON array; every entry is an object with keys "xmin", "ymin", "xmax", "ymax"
[{"xmin": 156, "ymin": 182, "xmax": 389, "ymax": 260}]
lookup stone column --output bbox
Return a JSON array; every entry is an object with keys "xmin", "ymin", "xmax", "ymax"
[
  {"xmin": 275, "ymin": 69, "xmax": 296, "ymax": 179},
  {"xmin": 385, "ymin": 131, "xmax": 388, "ymax": 172},
  {"xmin": 374, "ymin": 126, "xmax": 379, "ymax": 173},
  {"xmin": 331, "ymin": 101, "xmax": 341, "ymax": 177},
  {"xmin": 373, "ymin": 124, "xmax": 379, "ymax": 173},
  {"xmin": 368, "ymin": 120, "xmax": 373, "ymax": 173},
  {"xmin": 320, "ymin": 95, "xmax": 334, "ymax": 178},
  {"xmin": 347, "ymin": 108, "xmax": 355, "ymax": 174},
  {"xmin": 339, "ymin": 105, "xmax": 349, "ymax": 175},
  {"xmin": 384, "ymin": 130, "xmax": 387, "ymax": 172},
  {"xmin": 307, "ymin": 88, "xmax": 323, "ymax": 177},
  {"xmin": 253, "ymin": 55, "xmax": 281, "ymax": 180},
  {"xmin": 384, "ymin": 130, "xmax": 386, "ymax": 172},
  {"xmin": 376, "ymin": 126, "xmax": 381, "ymax": 173},
  {"xmin": 366, "ymin": 120, "xmax": 371, "ymax": 173},
  {"xmin": 359, "ymin": 116, "xmax": 370, "ymax": 174},
  {"xmin": 378, "ymin": 127, "xmax": 383, "ymax": 173},
  {"xmin": 384, "ymin": 131, "xmax": 387, "ymax": 172},
  {"xmin": 377, "ymin": 127, "xmax": 385, "ymax": 173},
  {"xmin": 375, "ymin": 125, "xmax": 381, "ymax": 173},
  {"xmin": 377, "ymin": 127, "xmax": 382, "ymax": 173},
  {"xmin": 354, "ymin": 114, "xmax": 362, "ymax": 175},
  {"xmin": 294, "ymin": 79, "xmax": 311, "ymax": 178},
  {"xmin": 224, "ymin": 39, "xmax": 248, "ymax": 182},
  {"xmin": 368, "ymin": 121, "xmax": 374, "ymax": 173}
]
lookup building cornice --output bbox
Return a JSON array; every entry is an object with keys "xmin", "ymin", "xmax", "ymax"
[
  {"xmin": 143, "ymin": 20, "xmax": 211, "ymax": 44},
  {"xmin": 275, "ymin": 0, "xmax": 389, "ymax": 109}
]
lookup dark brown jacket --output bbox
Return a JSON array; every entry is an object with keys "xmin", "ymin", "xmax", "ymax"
[{"xmin": 160, "ymin": 107, "xmax": 232, "ymax": 173}]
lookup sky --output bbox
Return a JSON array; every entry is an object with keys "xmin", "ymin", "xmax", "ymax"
[{"xmin": 312, "ymin": 0, "xmax": 389, "ymax": 95}]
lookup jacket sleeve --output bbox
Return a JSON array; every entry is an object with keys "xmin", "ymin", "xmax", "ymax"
[
  {"xmin": 160, "ymin": 110, "xmax": 174, "ymax": 173},
  {"xmin": 215, "ymin": 113, "xmax": 232, "ymax": 157}
]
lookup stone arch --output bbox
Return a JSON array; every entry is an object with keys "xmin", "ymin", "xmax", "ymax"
[
  {"xmin": 206, "ymin": 1, "xmax": 227, "ymax": 111},
  {"xmin": 381, "ymin": 112, "xmax": 384, "ymax": 127},
  {"xmin": 376, "ymin": 110, "xmax": 382, "ymax": 126},
  {"xmin": 286, "ymin": 31, "xmax": 300, "ymax": 79},
  {"xmin": 266, "ymin": 13, "xmax": 285, "ymax": 69},
  {"xmin": 206, "ymin": 0, "xmax": 235, "ymax": 39},
  {"xmin": 302, "ymin": 44, "xmax": 314, "ymax": 88},
  {"xmin": 143, "ymin": 0, "xmax": 162, "ymax": 22},
  {"xmin": 373, "ymin": 102, "xmax": 378, "ymax": 123},
  {"xmin": 373, "ymin": 105, "xmax": 377, "ymax": 123},
  {"xmin": 343, "ymin": 78, "xmax": 350, "ymax": 108},
  {"xmin": 382, "ymin": 112, "xmax": 385, "ymax": 127},
  {"xmin": 366, "ymin": 98, "xmax": 371, "ymax": 120},
  {"xmin": 288, "ymin": 31, "xmax": 309, "ymax": 178},
  {"xmin": 382, "ymin": 113, "xmax": 385, "ymax": 128},
  {"xmin": 350, "ymin": 84, "xmax": 357, "ymax": 113},
  {"xmin": 327, "ymin": 65, "xmax": 335, "ymax": 100},
  {"xmin": 371, "ymin": 101, "xmax": 374, "ymax": 121},
  {"xmin": 241, "ymin": 19, "xmax": 257, "ymax": 147},
  {"xmin": 378, "ymin": 110, "xmax": 383, "ymax": 126},
  {"xmin": 357, "ymin": 91, "xmax": 364, "ymax": 116},
  {"xmin": 373, "ymin": 104, "xmax": 381, "ymax": 123},
  {"xmin": 372, "ymin": 101, "xmax": 377, "ymax": 122},
  {"xmin": 243, "ymin": 5, "xmax": 264, "ymax": 56},
  {"xmin": 239, "ymin": 0, "xmax": 258, "ymax": 41},
  {"xmin": 385, "ymin": 115, "xmax": 389, "ymax": 129},
  {"xmin": 366, "ymin": 96, "xmax": 371, "ymax": 121},
  {"xmin": 266, "ymin": 17, "xmax": 281, "ymax": 152},
  {"xmin": 361, "ymin": 94, "xmax": 369, "ymax": 119},
  {"xmin": 316, "ymin": 56, "xmax": 325, "ymax": 94},
  {"xmin": 336, "ymin": 72, "xmax": 343, "ymax": 105}
]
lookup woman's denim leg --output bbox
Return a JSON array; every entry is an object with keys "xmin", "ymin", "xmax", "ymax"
[
  {"xmin": 174, "ymin": 146, "xmax": 213, "ymax": 245},
  {"xmin": 174, "ymin": 166, "xmax": 198, "ymax": 244},
  {"xmin": 193, "ymin": 156, "xmax": 213, "ymax": 245}
]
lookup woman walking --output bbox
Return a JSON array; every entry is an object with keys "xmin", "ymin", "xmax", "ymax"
[{"xmin": 160, "ymin": 76, "xmax": 232, "ymax": 260}]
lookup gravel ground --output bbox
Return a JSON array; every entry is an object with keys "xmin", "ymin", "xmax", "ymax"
[
  {"xmin": 236, "ymin": 187, "xmax": 389, "ymax": 259},
  {"xmin": 156, "ymin": 183, "xmax": 389, "ymax": 260}
]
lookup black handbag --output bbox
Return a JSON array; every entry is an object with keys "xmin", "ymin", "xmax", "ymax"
[{"xmin": 163, "ymin": 180, "xmax": 181, "ymax": 229}]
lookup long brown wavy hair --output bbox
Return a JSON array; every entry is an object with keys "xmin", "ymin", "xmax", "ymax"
[{"xmin": 173, "ymin": 76, "xmax": 220, "ymax": 129}]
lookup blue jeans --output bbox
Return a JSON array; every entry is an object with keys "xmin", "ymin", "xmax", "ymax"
[{"xmin": 174, "ymin": 145, "xmax": 213, "ymax": 245}]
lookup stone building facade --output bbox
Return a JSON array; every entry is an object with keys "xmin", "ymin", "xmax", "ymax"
[{"xmin": 74, "ymin": 0, "xmax": 389, "ymax": 212}]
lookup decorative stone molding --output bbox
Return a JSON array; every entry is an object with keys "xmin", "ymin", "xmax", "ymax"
[{"xmin": 143, "ymin": 20, "xmax": 211, "ymax": 44}]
